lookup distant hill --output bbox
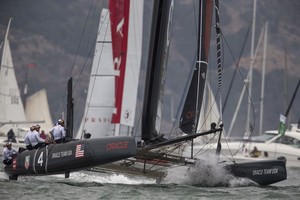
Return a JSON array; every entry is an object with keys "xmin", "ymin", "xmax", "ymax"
[{"xmin": 0, "ymin": 0, "xmax": 299, "ymax": 135}]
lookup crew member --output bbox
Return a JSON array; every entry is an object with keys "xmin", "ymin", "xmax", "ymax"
[
  {"xmin": 24, "ymin": 126, "xmax": 35, "ymax": 150},
  {"xmin": 29, "ymin": 124, "xmax": 46, "ymax": 149},
  {"xmin": 50, "ymin": 119, "xmax": 66, "ymax": 143},
  {"xmin": 7, "ymin": 129, "xmax": 16, "ymax": 142},
  {"xmin": 40, "ymin": 130, "xmax": 47, "ymax": 140},
  {"xmin": 2, "ymin": 142, "xmax": 18, "ymax": 165}
]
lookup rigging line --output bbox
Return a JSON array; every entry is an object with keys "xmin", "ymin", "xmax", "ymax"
[
  {"xmin": 170, "ymin": 0, "xmax": 199, "ymax": 134},
  {"xmin": 192, "ymin": 0, "xmax": 199, "ymax": 37},
  {"xmin": 198, "ymin": 96, "xmax": 218, "ymax": 131},
  {"xmin": 55, "ymin": 0, "xmax": 95, "ymax": 120},
  {"xmin": 79, "ymin": 11, "xmax": 111, "ymax": 134},
  {"xmin": 222, "ymin": 23, "xmax": 252, "ymax": 113},
  {"xmin": 72, "ymin": 2, "xmax": 108, "ymax": 134},
  {"xmin": 73, "ymin": 0, "xmax": 108, "ymax": 90},
  {"xmin": 214, "ymin": 0, "xmax": 222, "ymax": 123},
  {"xmin": 69, "ymin": 0, "xmax": 95, "ymax": 78},
  {"xmin": 218, "ymin": 27, "xmax": 256, "ymax": 137},
  {"xmin": 284, "ymin": 79, "xmax": 300, "ymax": 117},
  {"xmin": 192, "ymin": 134, "xmax": 218, "ymax": 157},
  {"xmin": 214, "ymin": 0, "xmax": 223, "ymax": 160}
]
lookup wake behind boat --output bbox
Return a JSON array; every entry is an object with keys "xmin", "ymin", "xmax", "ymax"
[
  {"xmin": 77, "ymin": 0, "xmax": 286, "ymax": 186},
  {"xmin": 3, "ymin": 0, "xmax": 287, "ymax": 186}
]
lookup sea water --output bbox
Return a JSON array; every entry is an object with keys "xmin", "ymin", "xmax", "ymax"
[{"xmin": 0, "ymin": 164, "xmax": 299, "ymax": 200}]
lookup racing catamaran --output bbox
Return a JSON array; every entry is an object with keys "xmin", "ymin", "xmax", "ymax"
[{"xmin": 4, "ymin": 0, "xmax": 287, "ymax": 186}]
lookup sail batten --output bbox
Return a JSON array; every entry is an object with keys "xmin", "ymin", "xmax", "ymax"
[{"xmin": 76, "ymin": 9, "xmax": 115, "ymax": 139}]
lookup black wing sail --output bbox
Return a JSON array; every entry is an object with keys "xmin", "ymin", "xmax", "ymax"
[
  {"xmin": 179, "ymin": 0, "xmax": 214, "ymax": 134},
  {"xmin": 142, "ymin": 0, "xmax": 174, "ymax": 143}
]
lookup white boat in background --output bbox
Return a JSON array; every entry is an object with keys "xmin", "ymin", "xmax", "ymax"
[
  {"xmin": 198, "ymin": 123, "xmax": 300, "ymax": 168},
  {"xmin": 217, "ymin": 79, "xmax": 300, "ymax": 167},
  {"xmin": 25, "ymin": 88, "xmax": 53, "ymax": 132},
  {"xmin": 0, "ymin": 18, "xmax": 28, "ymax": 151},
  {"xmin": 192, "ymin": 1, "xmax": 294, "ymax": 168},
  {"xmin": 0, "ymin": 19, "xmax": 53, "ymax": 154}
]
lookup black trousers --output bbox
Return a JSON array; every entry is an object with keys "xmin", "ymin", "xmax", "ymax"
[
  {"xmin": 3, "ymin": 159, "xmax": 12, "ymax": 165},
  {"xmin": 33, "ymin": 143, "xmax": 45, "ymax": 149},
  {"xmin": 26, "ymin": 145, "xmax": 33, "ymax": 150},
  {"xmin": 55, "ymin": 138, "xmax": 64, "ymax": 144}
]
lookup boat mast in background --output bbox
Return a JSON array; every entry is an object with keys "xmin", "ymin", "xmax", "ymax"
[
  {"xmin": 259, "ymin": 22, "xmax": 268, "ymax": 135},
  {"xmin": 245, "ymin": 0, "xmax": 257, "ymax": 138}
]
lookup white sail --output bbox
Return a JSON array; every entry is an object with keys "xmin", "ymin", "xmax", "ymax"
[
  {"xmin": 120, "ymin": 0, "xmax": 143, "ymax": 129},
  {"xmin": 25, "ymin": 89, "xmax": 53, "ymax": 132},
  {"xmin": 76, "ymin": 0, "xmax": 143, "ymax": 139},
  {"xmin": 197, "ymin": 81, "xmax": 220, "ymax": 132},
  {"xmin": 0, "ymin": 18, "xmax": 27, "ymax": 137},
  {"xmin": 76, "ymin": 9, "xmax": 116, "ymax": 139}
]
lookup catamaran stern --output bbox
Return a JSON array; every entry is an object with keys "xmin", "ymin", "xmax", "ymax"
[{"xmin": 4, "ymin": 136, "xmax": 136, "ymax": 180}]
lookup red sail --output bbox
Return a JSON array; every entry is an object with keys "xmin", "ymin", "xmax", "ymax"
[{"xmin": 109, "ymin": 0, "xmax": 130, "ymax": 123}]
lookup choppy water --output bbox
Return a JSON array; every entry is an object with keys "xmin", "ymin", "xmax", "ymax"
[{"xmin": 0, "ymin": 165, "xmax": 300, "ymax": 200}]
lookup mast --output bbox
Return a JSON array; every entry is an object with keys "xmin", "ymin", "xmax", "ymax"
[
  {"xmin": 278, "ymin": 79, "xmax": 300, "ymax": 135},
  {"xmin": 214, "ymin": 0, "xmax": 224, "ymax": 157},
  {"xmin": 227, "ymin": 23, "xmax": 266, "ymax": 137},
  {"xmin": 66, "ymin": 77, "xmax": 74, "ymax": 139},
  {"xmin": 179, "ymin": 0, "xmax": 213, "ymax": 134},
  {"xmin": 259, "ymin": 22, "xmax": 268, "ymax": 134},
  {"xmin": 245, "ymin": 0, "xmax": 257, "ymax": 137},
  {"xmin": 142, "ymin": 0, "xmax": 174, "ymax": 143}
]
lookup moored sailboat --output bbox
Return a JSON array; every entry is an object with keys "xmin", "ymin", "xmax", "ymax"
[
  {"xmin": 0, "ymin": 18, "xmax": 28, "ymax": 144},
  {"xmin": 0, "ymin": 19, "xmax": 53, "ymax": 154}
]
